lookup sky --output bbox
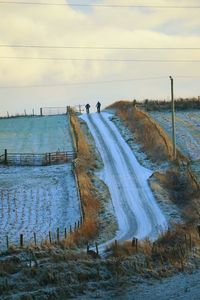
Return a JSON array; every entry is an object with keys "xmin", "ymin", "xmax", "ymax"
[{"xmin": 0, "ymin": 0, "xmax": 200, "ymax": 115}]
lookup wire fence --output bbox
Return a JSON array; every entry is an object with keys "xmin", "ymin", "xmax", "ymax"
[
  {"xmin": 1, "ymin": 217, "xmax": 83, "ymax": 252},
  {"xmin": 0, "ymin": 151, "xmax": 76, "ymax": 166},
  {"xmin": 40, "ymin": 106, "xmax": 69, "ymax": 116}
]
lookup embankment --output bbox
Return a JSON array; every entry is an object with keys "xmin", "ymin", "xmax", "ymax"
[{"xmin": 108, "ymin": 101, "xmax": 200, "ymax": 222}]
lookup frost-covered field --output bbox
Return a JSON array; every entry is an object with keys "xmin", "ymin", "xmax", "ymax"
[
  {"xmin": 149, "ymin": 110, "xmax": 200, "ymax": 180},
  {"xmin": 0, "ymin": 165, "xmax": 80, "ymax": 250},
  {"xmin": 0, "ymin": 115, "xmax": 80, "ymax": 250},
  {"xmin": 149, "ymin": 111, "xmax": 200, "ymax": 161},
  {"xmin": 0, "ymin": 115, "xmax": 74, "ymax": 154}
]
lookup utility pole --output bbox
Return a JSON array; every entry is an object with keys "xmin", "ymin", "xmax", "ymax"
[{"xmin": 169, "ymin": 76, "xmax": 176, "ymax": 159}]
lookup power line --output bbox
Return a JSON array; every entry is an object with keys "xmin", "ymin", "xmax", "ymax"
[
  {"xmin": 176, "ymin": 75, "xmax": 200, "ymax": 78},
  {"xmin": 0, "ymin": 44, "xmax": 199, "ymax": 50},
  {"xmin": 0, "ymin": 76, "xmax": 200, "ymax": 89},
  {"xmin": 0, "ymin": 1, "xmax": 200, "ymax": 8},
  {"xmin": 0, "ymin": 76, "xmax": 167, "ymax": 88},
  {"xmin": 0, "ymin": 56, "xmax": 200, "ymax": 63}
]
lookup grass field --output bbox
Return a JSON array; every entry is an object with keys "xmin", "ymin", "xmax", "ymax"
[
  {"xmin": 149, "ymin": 111, "xmax": 200, "ymax": 161},
  {"xmin": 0, "ymin": 115, "xmax": 80, "ymax": 250},
  {"xmin": 0, "ymin": 115, "xmax": 74, "ymax": 154},
  {"xmin": 149, "ymin": 110, "xmax": 200, "ymax": 181},
  {"xmin": 0, "ymin": 165, "xmax": 80, "ymax": 250}
]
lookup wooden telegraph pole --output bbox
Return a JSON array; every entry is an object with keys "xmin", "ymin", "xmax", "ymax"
[{"xmin": 169, "ymin": 76, "xmax": 176, "ymax": 159}]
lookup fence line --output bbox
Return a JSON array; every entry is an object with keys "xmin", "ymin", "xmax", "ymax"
[
  {"xmin": 68, "ymin": 109, "xmax": 85, "ymax": 221},
  {"xmin": 0, "ymin": 150, "xmax": 76, "ymax": 166},
  {"xmin": 40, "ymin": 106, "xmax": 70, "ymax": 116},
  {"xmin": 0, "ymin": 106, "xmax": 71, "ymax": 118},
  {"xmin": 1, "ymin": 218, "xmax": 83, "ymax": 252}
]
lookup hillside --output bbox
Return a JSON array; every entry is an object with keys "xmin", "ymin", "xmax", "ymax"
[{"xmin": 0, "ymin": 105, "xmax": 200, "ymax": 299}]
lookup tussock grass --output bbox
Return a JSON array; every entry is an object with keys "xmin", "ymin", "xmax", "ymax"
[
  {"xmin": 154, "ymin": 168, "xmax": 200, "ymax": 222},
  {"xmin": 0, "ymin": 257, "xmax": 20, "ymax": 276},
  {"xmin": 107, "ymin": 224, "xmax": 200, "ymax": 272},
  {"xmin": 108, "ymin": 101, "xmax": 175, "ymax": 162},
  {"xmin": 108, "ymin": 101, "xmax": 200, "ymax": 221}
]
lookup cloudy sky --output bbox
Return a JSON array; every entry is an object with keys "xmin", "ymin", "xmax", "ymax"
[{"xmin": 0, "ymin": 0, "xmax": 200, "ymax": 115}]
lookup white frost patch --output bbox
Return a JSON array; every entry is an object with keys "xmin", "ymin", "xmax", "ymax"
[
  {"xmin": 81, "ymin": 112, "xmax": 167, "ymax": 246},
  {"xmin": 149, "ymin": 111, "xmax": 200, "ymax": 161},
  {"xmin": 0, "ymin": 164, "xmax": 80, "ymax": 250},
  {"xmin": 0, "ymin": 115, "xmax": 74, "ymax": 154}
]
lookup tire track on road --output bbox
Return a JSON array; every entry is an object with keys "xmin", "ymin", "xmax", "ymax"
[
  {"xmin": 99, "ymin": 113, "xmax": 166, "ymax": 237},
  {"xmin": 83, "ymin": 112, "xmax": 167, "ymax": 243},
  {"xmin": 88, "ymin": 114, "xmax": 138, "ymax": 240}
]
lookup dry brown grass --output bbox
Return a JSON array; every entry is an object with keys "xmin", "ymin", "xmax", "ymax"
[
  {"xmin": 61, "ymin": 112, "xmax": 100, "ymax": 247},
  {"xmin": 107, "ymin": 100, "xmax": 186, "ymax": 162},
  {"xmin": 154, "ymin": 168, "xmax": 200, "ymax": 222},
  {"xmin": 108, "ymin": 100, "xmax": 200, "ymax": 221},
  {"xmin": 107, "ymin": 224, "xmax": 200, "ymax": 272}
]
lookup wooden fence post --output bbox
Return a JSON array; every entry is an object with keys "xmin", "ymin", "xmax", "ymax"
[
  {"xmin": 20, "ymin": 234, "xmax": 24, "ymax": 248},
  {"xmin": 40, "ymin": 108, "xmax": 43, "ymax": 116},
  {"xmin": 34, "ymin": 232, "xmax": 37, "ymax": 246},
  {"xmin": 132, "ymin": 237, "xmax": 138, "ymax": 252},
  {"xmin": 115, "ymin": 240, "xmax": 118, "ymax": 249},
  {"xmin": 70, "ymin": 225, "xmax": 72, "ymax": 234},
  {"xmin": 64, "ymin": 228, "xmax": 67, "ymax": 239},
  {"xmin": 132, "ymin": 237, "xmax": 136, "ymax": 248},
  {"xmin": 49, "ymin": 231, "xmax": 52, "ymax": 244},
  {"xmin": 87, "ymin": 242, "xmax": 89, "ymax": 253},
  {"xmin": 197, "ymin": 225, "xmax": 200, "ymax": 238},
  {"xmin": 67, "ymin": 106, "xmax": 70, "ymax": 114},
  {"xmin": 95, "ymin": 242, "xmax": 99, "ymax": 255},
  {"xmin": 57, "ymin": 228, "xmax": 60, "ymax": 244},
  {"xmin": 5, "ymin": 149, "xmax": 7, "ymax": 164},
  {"xmin": 6, "ymin": 235, "xmax": 9, "ymax": 250},
  {"xmin": 135, "ymin": 238, "xmax": 138, "ymax": 252},
  {"xmin": 48, "ymin": 153, "xmax": 51, "ymax": 165}
]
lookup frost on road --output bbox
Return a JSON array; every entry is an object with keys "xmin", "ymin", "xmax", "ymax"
[{"xmin": 82, "ymin": 112, "xmax": 167, "ymax": 242}]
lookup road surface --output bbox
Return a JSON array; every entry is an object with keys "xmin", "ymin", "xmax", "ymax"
[{"xmin": 81, "ymin": 112, "xmax": 167, "ymax": 243}]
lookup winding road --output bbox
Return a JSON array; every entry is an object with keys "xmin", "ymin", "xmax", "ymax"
[{"xmin": 82, "ymin": 112, "xmax": 167, "ymax": 243}]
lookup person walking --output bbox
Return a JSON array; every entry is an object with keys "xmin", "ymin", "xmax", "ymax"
[
  {"xmin": 96, "ymin": 101, "xmax": 101, "ymax": 113},
  {"xmin": 85, "ymin": 103, "xmax": 90, "ymax": 113}
]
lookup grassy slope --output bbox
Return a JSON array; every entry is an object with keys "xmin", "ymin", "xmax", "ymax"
[
  {"xmin": 1, "ymin": 104, "xmax": 200, "ymax": 299},
  {"xmin": 107, "ymin": 101, "xmax": 200, "ymax": 223}
]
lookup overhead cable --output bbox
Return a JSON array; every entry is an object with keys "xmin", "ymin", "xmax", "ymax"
[
  {"xmin": 0, "ymin": 44, "xmax": 199, "ymax": 50},
  {"xmin": 0, "ymin": 76, "xmax": 200, "ymax": 89},
  {"xmin": 0, "ymin": 56, "xmax": 200, "ymax": 62},
  {"xmin": 0, "ymin": 1, "xmax": 200, "ymax": 8}
]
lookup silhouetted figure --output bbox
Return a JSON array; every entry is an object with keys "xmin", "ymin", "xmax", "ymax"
[
  {"xmin": 96, "ymin": 101, "xmax": 101, "ymax": 113},
  {"xmin": 85, "ymin": 103, "xmax": 90, "ymax": 113}
]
